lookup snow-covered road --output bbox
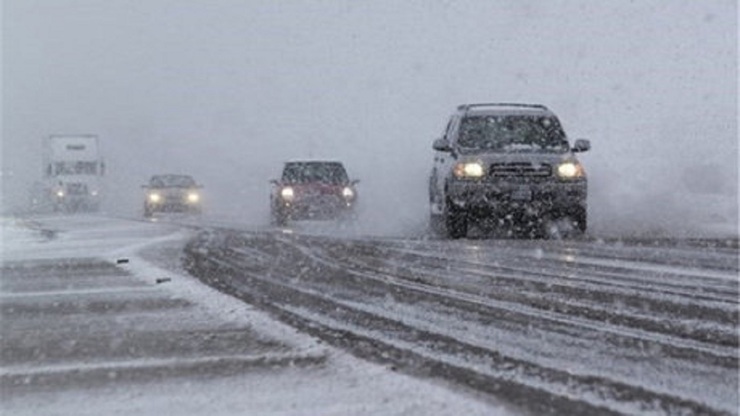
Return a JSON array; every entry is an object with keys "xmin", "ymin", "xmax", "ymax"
[
  {"xmin": 1, "ymin": 215, "xmax": 510, "ymax": 416},
  {"xmin": 185, "ymin": 224, "xmax": 739, "ymax": 415}
]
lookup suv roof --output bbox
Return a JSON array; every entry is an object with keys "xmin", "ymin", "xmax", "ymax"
[{"xmin": 457, "ymin": 103, "xmax": 553, "ymax": 117}]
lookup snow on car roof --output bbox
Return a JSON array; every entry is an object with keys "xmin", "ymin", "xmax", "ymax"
[
  {"xmin": 149, "ymin": 174, "xmax": 197, "ymax": 187},
  {"xmin": 459, "ymin": 103, "xmax": 554, "ymax": 117},
  {"xmin": 465, "ymin": 108, "xmax": 554, "ymax": 117},
  {"xmin": 151, "ymin": 173, "xmax": 195, "ymax": 178},
  {"xmin": 284, "ymin": 160, "xmax": 345, "ymax": 164}
]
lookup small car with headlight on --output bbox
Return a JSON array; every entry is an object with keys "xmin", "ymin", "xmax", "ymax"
[
  {"xmin": 429, "ymin": 103, "xmax": 590, "ymax": 238},
  {"xmin": 142, "ymin": 174, "xmax": 203, "ymax": 217},
  {"xmin": 270, "ymin": 161, "xmax": 358, "ymax": 225}
]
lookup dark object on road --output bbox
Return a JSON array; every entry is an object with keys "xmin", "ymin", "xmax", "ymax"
[
  {"xmin": 155, "ymin": 277, "xmax": 172, "ymax": 284},
  {"xmin": 270, "ymin": 161, "xmax": 359, "ymax": 226},
  {"xmin": 429, "ymin": 103, "xmax": 590, "ymax": 238},
  {"xmin": 116, "ymin": 258, "xmax": 129, "ymax": 264},
  {"xmin": 142, "ymin": 174, "xmax": 203, "ymax": 218}
]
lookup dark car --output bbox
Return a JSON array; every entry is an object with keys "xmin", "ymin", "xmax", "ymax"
[
  {"xmin": 429, "ymin": 103, "xmax": 590, "ymax": 238},
  {"xmin": 142, "ymin": 174, "xmax": 203, "ymax": 217},
  {"xmin": 270, "ymin": 161, "xmax": 358, "ymax": 225}
]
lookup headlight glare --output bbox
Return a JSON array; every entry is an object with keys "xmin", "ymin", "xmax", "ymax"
[
  {"xmin": 187, "ymin": 192, "xmax": 200, "ymax": 203},
  {"xmin": 280, "ymin": 187, "xmax": 295, "ymax": 201},
  {"xmin": 148, "ymin": 193, "xmax": 161, "ymax": 203},
  {"xmin": 454, "ymin": 162, "xmax": 484, "ymax": 178},
  {"xmin": 342, "ymin": 187, "xmax": 355, "ymax": 199},
  {"xmin": 557, "ymin": 162, "xmax": 584, "ymax": 178}
]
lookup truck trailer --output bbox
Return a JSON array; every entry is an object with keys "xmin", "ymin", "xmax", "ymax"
[{"xmin": 34, "ymin": 135, "xmax": 105, "ymax": 213}]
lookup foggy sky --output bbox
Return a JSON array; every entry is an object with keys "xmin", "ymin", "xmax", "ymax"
[{"xmin": 2, "ymin": 0, "xmax": 737, "ymax": 237}]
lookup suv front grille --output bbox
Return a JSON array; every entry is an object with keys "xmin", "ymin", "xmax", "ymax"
[{"xmin": 490, "ymin": 162, "xmax": 551, "ymax": 177}]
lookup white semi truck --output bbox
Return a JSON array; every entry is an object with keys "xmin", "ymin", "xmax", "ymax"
[{"xmin": 34, "ymin": 135, "xmax": 105, "ymax": 212}]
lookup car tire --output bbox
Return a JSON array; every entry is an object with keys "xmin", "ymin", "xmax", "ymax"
[
  {"xmin": 273, "ymin": 210, "xmax": 288, "ymax": 226},
  {"xmin": 445, "ymin": 201, "xmax": 468, "ymax": 239},
  {"xmin": 428, "ymin": 188, "xmax": 448, "ymax": 237},
  {"xmin": 429, "ymin": 212, "xmax": 445, "ymax": 236},
  {"xmin": 340, "ymin": 208, "xmax": 358, "ymax": 223},
  {"xmin": 544, "ymin": 208, "xmax": 586, "ymax": 239},
  {"xmin": 574, "ymin": 208, "xmax": 587, "ymax": 233}
]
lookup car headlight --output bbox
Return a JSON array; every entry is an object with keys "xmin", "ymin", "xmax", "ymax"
[
  {"xmin": 187, "ymin": 192, "xmax": 200, "ymax": 203},
  {"xmin": 557, "ymin": 162, "xmax": 585, "ymax": 179},
  {"xmin": 453, "ymin": 162, "xmax": 485, "ymax": 178},
  {"xmin": 280, "ymin": 187, "xmax": 295, "ymax": 201},
  {"xmin": 56, "ymin": 190, "xmax": 65, "ymax": 198},
  {"xmin": 342, "ymin": 187, "xmax": 355, "ymax": 200},
  {"xmin": 148, "ymin": 192, "xmax": 161, "ymax": 203}
]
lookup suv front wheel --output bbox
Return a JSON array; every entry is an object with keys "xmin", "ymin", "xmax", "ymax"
[
  {"xmin": 445, "ymin": 200, "xmax": 468, "ymax": 239},
  {"xmin": 572, "ymin": 206, "xmax": 587, "ymax": 233},
  {"xmin": 272, "ymin": 208, "xmax": 288, "ymax": 226}
]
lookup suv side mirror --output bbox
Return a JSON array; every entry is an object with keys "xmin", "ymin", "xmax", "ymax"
[
  {"xmin": 269, "ymin": 179, "xmax": 279, "ymax": 186},
  {"xmin": 433, "ymin": 138, "xmax": 452, "ymax": 152},
  {"xmin": 572, "ymin": 139, "xmax": 591, "ymax": 153},
  {"xmin": 350, "ymin": 179, "xmax": 360, "ymax": 186}
]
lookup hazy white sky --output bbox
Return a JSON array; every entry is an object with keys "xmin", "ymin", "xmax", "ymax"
[{"xmin": 2, "ymin": 0, "xmax": 737, "ymax": 236}]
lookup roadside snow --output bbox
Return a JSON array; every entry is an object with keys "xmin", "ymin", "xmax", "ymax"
[{"xmin": 0, "ymin": 217, "xmax": 48, "ymax": 256}]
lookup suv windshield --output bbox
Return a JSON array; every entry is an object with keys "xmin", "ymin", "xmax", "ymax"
[
  {"xmin": 150, "ymin": 175, "xmax": 196, "ymax": 188},
  {"xmin": 458, "ymin": 115, "xmax": 569, "ymax": 152},
  {"xmin": 282, "ymin": 162, "xmax": 348, "ymax": 185}
]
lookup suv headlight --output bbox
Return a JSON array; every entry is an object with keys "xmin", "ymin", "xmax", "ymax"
[
  {"xmin": 557, "ymin": 162, "xmax": 585, "ymax": 179},
  {"xmin": 187, "ymin": 192, "xmax": 200, "ymax": 203},
  {"xmin": 453, "ymin": 162, "xmax": 485, "ymax": 178},
  {"xmin": 148, "ymin": 192, "xmax": 161, "ymax": 203},
  {"xmin": 280, "ymin": 187, "xmax": 295, "ymax": 201}
]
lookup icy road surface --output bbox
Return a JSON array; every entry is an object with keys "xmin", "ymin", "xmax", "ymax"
[
  {"xmin": 185, "ymin": 222, "xmax": 739, "ymax": 416},
  {"xmin": 1, "ymin": 215, "xmax": 508, "ymax": 416}
]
